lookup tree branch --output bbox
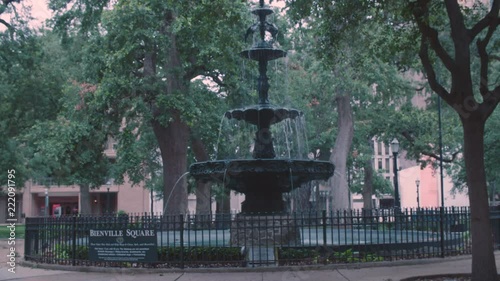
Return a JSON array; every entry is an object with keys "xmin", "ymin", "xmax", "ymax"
[
  {"xmin": 205, "ymin": 71, "xmax": 226, "ymax": 88},
  {"xmin": 469, "ymin": 0, "xmax": 499, "ymax": 39},
  {"xmin": 0, "ymin": 0, "xmax": 18, "ymax": 38},
  {"xmin": 183, "ymin": 64, "xmax": 205, "ymax": 81},
  {"xmin": 420, "ymin": 150, "xmax": 460, "ymax": 163},
  {"xmin": 445, "ymin": 0, "xmax": 469, "ymax": 43},
  {"xmin": 401, "ymin": 130, "xmax": 459, "ymax": 163},
  {"xmin": 0, "ymin": 18, "xmax": 12, "ymax": 31},
  {"xmin": 418, "ymin": 35, "xmax": 453, "ymax": 105},
  {"xmin": 411, "ymin": 1, "xmax": 456, "ymax": 74},
  {"xmin": 476, "ymin": 16, "xmax": 498, "ymax": 97},
  {"xmin": 184, "ymin": 64, "xmax": 227, "ymax": 89},
  {"xmin": 1, "ymin": 0, "xmax": 20, "ymax": 10},
  {"xmin": 484, "ymin": 84, "xmax": 500, "ymax": 114}
]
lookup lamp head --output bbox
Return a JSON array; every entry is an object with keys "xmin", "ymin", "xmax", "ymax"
[
  {"xmin": 391, "ymin": 138, "xmax": 400, "ymax": 154},
  {"xmin": 416, "ymin": 179, "xmax": 420, "ymax": 186}
]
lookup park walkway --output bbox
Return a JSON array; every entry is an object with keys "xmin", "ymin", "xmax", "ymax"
[{"xmin": 2, "ymin": 238, "xmax": 500, "ymax": 281}]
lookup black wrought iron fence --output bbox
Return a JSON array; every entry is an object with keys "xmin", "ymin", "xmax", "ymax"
[{"xmin": 24, "ymin": 207, "xmax": 471, "ymax": 268}]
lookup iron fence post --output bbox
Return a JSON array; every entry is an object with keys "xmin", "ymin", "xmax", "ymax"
[
  {"xmin": 322, "ymin": 210, "xmax": 327, "ymax": 247},
  {"xmin": 179, "ymin": 214, "xmax": 185, "ymax": 269},
  {"xmin": 72, "ymin": 216, "xmax": 76, "ymax": 266},
  {"xmin": 24, "ymin": 218, "xmax": 29, "ymax": 258},
  {"xmin": 440, "ymin": 207, "xmax": 445, "ymax": 258}
]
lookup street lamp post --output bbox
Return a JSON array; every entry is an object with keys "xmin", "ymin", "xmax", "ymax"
[
  {"xmin": 391, "ymin": 139, "xmax": 400, "ymax": 209},
  {"xmin": 44, "ymin": 188, "xmax": 49, "ymax": 217},
  {"xmin": 150, "ymin": 189, "xmax": 154, "ymax": 215},
  {"xmin": 416, "ymin": 179, "xmax": 421, "ymax": 209},
  {"xmin": 106, "ymin": 186, "xmax": 110, "ymax": 214}
]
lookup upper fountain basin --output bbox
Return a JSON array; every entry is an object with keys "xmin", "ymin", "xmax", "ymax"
[
  {"xmin": 240, "ymin": 48, "xmax": 287, "ymax": 61},
  {"xmin": 252, "ymin": 7, "xmax": 273, "ymax": 17},
  {"xmin": 225, "ymin": 104, "xmax": 302, "ymax": 126}
]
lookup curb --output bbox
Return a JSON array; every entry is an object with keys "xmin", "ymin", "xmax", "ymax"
[
  {"xmin": 19, "ymin": 254, "xmax": 474, "ymax": 274},
  {"xmin": 401, "ymin": 273, "xmax": 500, "ymax": 280}
]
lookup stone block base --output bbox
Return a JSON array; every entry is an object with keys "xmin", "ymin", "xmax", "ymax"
[{"xmin": 230, "ymin": 214, "xmax": 300, "ymax": 246}]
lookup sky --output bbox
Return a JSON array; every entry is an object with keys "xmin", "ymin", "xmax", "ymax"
[
  {"xmin": 1, "ymin": 0, "xmax": 285, "ymax": 31},
  {"xmin": 30, "ymin": 0, "xmax": 52, "ymax": 26},
  {"xmin": 0, "ymin": 0, "xmax": 51, "ymax": 31}
]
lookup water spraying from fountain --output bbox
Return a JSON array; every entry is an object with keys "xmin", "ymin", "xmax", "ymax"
[
  {"xmin": 189, "ymin": 0, "xmax": 334, "ymax": 214},
  {"xmin": 163, "ymin": 172, "xmax": 190, "ymax": 214}
]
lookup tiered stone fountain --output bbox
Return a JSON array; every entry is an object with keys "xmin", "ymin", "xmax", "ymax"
[{"xmin": 189, "ymin": 0, "xmax": 334, "ymax": 266}]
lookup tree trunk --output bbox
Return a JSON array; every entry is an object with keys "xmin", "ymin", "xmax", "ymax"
[
  {"xmin": 329, "ymin": 94, "xmax": 354, "ymax": 211},
  {"xmin": 150, "ymin": 12, "xmax": 190, "ymax": 215},
  {"xmin": 191, "ymin": 137, "xmax": 212, "ymax": 215},
  {"xmin": 216, "ymin": 188, "xmax": 231, "ymax": 214},
  {"xmin": 462, "ymin": 118, "xmax": 497, "ymax": 280},
  {"xmin": 293, "ymin": 183, "xmax": 312, "ymax": 212},
  {"xmin": 152, "ymin": 115, "xmax": 189, "ymax": 215},
  {"xmin": 215, "ymin": 188, "xmax": 231, "ymax": 229},
  {"xmin": 79, "ymin": 184, "xmax": 91, "ymax": 214},
  {"xmin": 363, "ymin": 158, "xmax": 374, "ymax": 210}
]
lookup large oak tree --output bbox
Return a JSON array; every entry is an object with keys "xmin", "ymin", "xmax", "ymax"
[
  {"xmin": 286, "ymin": 0, "xmax": 500, "ymax": 279},
  {"xmin": 49, "ymin": 0, "xmax": 248, "ymax": 214}
]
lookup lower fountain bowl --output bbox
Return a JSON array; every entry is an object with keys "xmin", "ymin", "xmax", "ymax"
[{"xmin": 189, "ymin": 159, "xmax": 334, "ymax": 193}]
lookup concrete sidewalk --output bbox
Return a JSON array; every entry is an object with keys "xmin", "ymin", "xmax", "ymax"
[{"xmin": 2, "ymin": 239, "xmax": 500, "ymax": 281}]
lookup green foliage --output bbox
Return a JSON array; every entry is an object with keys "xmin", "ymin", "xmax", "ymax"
[
  {"xmin": 0, "ymin": 225, "xmax": 24, "ymax": 239},
  {"xmin": 331, "ymin": 248, "xmax": 384, "ymax": 263},
  {"xmin": 0, "ymin": 27, "xmax": 63, "ymax": 185},
  {"xmin": 278, "ymin": 247, "xmax": 319, "ymax": 263},
  {"xmin": 286, "ymin": 0, "xmax": 499, "ymax": 210},
  {"xmin": 50, "ymin": 244, "xmax": 242, "ymax": 263},
  {"xmin": 286, "ymin": 0, "xmax": 419, "ymax": 71},
  {"xmin": 53, "ymin": 244, "xmax": 89, "ymax": 260},
  {"xmin": 53, "ymin": 244, "xmax": 70, "ymax": 260},
  {"xmin": 26, "ymin": 80, "xmax": 111, "ymax": 188},
  {"xmin": 284, "ymin": 1, "xmax": 416, "ymax": 207},
  {"xmin": 158, "ymin": 246, "xmax": 243, "ymax": 263},
  {"xmin": 483, "ymin": 110, "xmax": 500, "ymax": 185},
  {"xmin": 349, "ymin": 166, "xmax": 394, "ymax": 197},
  {"xmin": 278, "ymin": 247, "xmax": 384, "ymax": 264},
  {"xmin": 47, "ymin": 1, "xmax": 251, "ymax": 212}
]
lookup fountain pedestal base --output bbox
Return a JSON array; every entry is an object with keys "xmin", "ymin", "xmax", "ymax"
[
  {"xmin": 241, "ymin": 190, "xmax": 285, "ymax": 213},
  {"xmin": 230, "ymin": 214, "xmax": 300, "ymax": 247}
]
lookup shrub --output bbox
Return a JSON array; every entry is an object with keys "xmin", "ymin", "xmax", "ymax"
[
  {"xmin": 53, "ymin": 244, "xmax": 89, "ymax": 260},
  {"xmin": 158, "ymin": 246, "xmax": 243, "ymax": 262}
]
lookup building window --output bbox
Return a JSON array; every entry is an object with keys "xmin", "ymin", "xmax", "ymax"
[
  {"xmin": 385, "ymin": 158, "xmax": 390, "ymax": 172},
  {"xmin": 378, "ymin": 158, "xmax": 383, "ymax": 170},
  {"xmin": 385, "ymin": 143, "xmax": 390, "ymax": 155},
  {"xmin": 377, "ymin": 141, "xmax": 382, "ymax": 155}
]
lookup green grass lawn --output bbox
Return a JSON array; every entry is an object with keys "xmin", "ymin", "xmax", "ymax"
[{"xmin": 0, "ymin": 224, "xmax": 25, "ymax": 239}]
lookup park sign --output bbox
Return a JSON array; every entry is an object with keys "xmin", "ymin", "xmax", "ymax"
[{"xmin": 89, "ymin": 229, "xmax": 158, "ymax": 262}]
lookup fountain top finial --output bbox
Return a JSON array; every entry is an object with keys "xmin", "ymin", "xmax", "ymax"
[
  {"xmin": 241, "ymin": 0, "xmax": 286, "ymax": 105},
  {"xmin": 244, "ymin": 0, "xmax": 279, "ymax": 49}
]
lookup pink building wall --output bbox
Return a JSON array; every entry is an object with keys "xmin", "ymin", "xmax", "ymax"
[
  {"xmin": 21, "ymin": 178, "xmax": 151, "ymax": 217},
  {"xmin": 399, "ymin": 164, "xmax": 469, "ymax": 209}
]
